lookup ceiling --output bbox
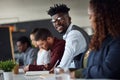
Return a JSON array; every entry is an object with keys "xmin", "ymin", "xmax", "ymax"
[{"xmin": 0, "ymin": 0, "xmax": 90, "ymax": 26}]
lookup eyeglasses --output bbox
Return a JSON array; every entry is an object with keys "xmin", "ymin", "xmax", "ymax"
[{"xmin": 51, "ymin": 17, "xmax": 64, "ymax": 23}]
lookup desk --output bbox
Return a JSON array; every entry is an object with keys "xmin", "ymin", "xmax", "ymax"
[
  {"xmin": 13, "ymin": 69, "xmax": 56, "ymax": 80},
  {"xmin": 12, "ymin": 69, "xmax": 110, "ymax": 80},
  {"xmin": 13, "ymin": 74, "xmax": 109, "ymax": 80},
  {"xmin": 13, "ymin": 74, "xmax": 81, "ymax": 80},
  {"xmin": 13, "ymin": 72, "xmax": 80, "ymax": 80},
  {"xmin": 13, "ymin": 74, "xmax": 26, "ymax": 80},
  {"xmin": 13, "ymin": 74, "xmax": 44, "ymax": 80}
]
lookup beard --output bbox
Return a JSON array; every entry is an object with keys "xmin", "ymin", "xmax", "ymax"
[{"xmin": 56, "ymin": 26, "xmax": 67, "ymax": 34}]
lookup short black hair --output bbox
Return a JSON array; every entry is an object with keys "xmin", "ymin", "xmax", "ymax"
[
  {"xmin": 47, "ymin": 4, "xmax": 70, "ymax": 16},
  {"xmin": 34, "ymin": 28, "xmax": 52, "ymax": 41},
  {"xmin": 17, "ymin": 36, "xmax": 31, "ymax": 47},
  {"xmin": 31, "ymin": 28, "xmax": 40, "ymax": 35}
]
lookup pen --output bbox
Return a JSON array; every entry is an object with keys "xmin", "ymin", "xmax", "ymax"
[{"xmin": 54, "ymin": 60, "xmax": 59, "ymax": 68}]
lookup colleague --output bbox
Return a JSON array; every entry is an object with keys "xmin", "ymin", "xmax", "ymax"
[
  {"xmin": 30, "ymin": 28, "xmax": 50, "ymax": 65},
  {"xmin": 30, "ymin": 28, "xmax": 39, "ymax": 48},
  {"xmin": 16, "ymin": 36, "xmax": 37, "ymax": 66},
  {"xmin": 24, "ymin": 28, "xmax": 65, "ymax": 72},
  {"xmin": 70, "ymin": 0, "xmax": 120, "ymax": 79},
  {"xmin": 47, "ymin": 4, "xmax": 90, "ymax": 68}
]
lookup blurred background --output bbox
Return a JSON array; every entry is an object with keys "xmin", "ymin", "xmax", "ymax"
[{"xmin": 0, "ymin": 0, "xmax": 92, "ymax": 54}]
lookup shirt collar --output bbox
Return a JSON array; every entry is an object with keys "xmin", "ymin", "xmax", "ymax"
[{"xmin": 63, "ymin": 23, "xmax": 73, "ymax": 39}]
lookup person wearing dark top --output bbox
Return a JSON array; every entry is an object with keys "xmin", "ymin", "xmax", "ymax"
[
  {"xmin": 70, "ymin": 0, "xmax": 120, "ymax": 79},
  {"xmin": 23, "ymin": 28, "xmax": 65, "ymax": 72}
]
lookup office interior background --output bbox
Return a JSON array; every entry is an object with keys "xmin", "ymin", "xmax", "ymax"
[{"xmin": 0, "ymin": 0, "xmax": 92, "ymax": 52}]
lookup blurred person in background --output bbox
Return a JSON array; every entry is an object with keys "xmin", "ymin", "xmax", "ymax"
[{"xmin": 16, "ymin": 36, "xmax": 37, "ymax": 66}]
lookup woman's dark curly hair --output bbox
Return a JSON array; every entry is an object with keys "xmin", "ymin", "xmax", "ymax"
[{"xmin": 89, "ymin": 0, "xmax": 120, "ymax": 50}]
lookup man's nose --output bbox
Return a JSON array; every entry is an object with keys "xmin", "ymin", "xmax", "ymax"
[{"xmin": 55, "ymin": 20, "xmax": 61, "ymax": 26}]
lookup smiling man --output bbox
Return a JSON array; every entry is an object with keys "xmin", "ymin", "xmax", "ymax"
[{"xmin": 47, "ymin": 4, "xmax": 90, "ymax": 68}]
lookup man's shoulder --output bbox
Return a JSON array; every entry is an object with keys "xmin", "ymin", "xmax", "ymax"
[
  {"xmin": 67, "ymin": 25, "xmax": 82, "ymax": 35},
  {"xmin": 55, "ymin": 38, "xmax": 65, "ymax": 44},
  {"xmin": 71, "ymin": 25, "xmax": 90, "ymax": 38},
  {"xmin": 72, "ymin": 25, "xmax": 80, "ymax": 28},
  {"xmin": 27, "ymin": 47, "xmax": 38, "ymax": 53},
  {"xmin": 68, "ymin": 25, "xmax": 84, "ymax": 34},
  {"xmin": 71, "ymin": 25, "xmax": 83, "ymax": 31}
]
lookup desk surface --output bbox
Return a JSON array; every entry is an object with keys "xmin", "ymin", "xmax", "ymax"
[
  {"xmin": 13, "ymin": 69, "xmax": 80, "ymax": 80},
  {"xmin": 13, "ymin": 71, "xmax": 109, "ymax": 80},
  {"xmin": 13, "ymin": 74, "xmax": 81, "ymax": 80}
]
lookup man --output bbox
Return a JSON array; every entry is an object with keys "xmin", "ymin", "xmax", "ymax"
[
  {"xmin": 47, "ymin": 4, "xmax": 90, "ymax": 68},
  {"xmin": 30, "ymin": 28, "xmax": 40, "ymax": 48},
  {"xmin": 23, "ymin": 28, "xmax": 65, "ymax": 72},
  {"xmin": 16, "ymin": 36, "xmax": 37, "ymax": 66},
  {"xmin": 30, "ymin": 28, "xmax": 50, "ymax": 65}
]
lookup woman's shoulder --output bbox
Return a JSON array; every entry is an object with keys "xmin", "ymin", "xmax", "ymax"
[{"xmin": 107, "ymin": 36, "xmax": 120, "ymax": 50}]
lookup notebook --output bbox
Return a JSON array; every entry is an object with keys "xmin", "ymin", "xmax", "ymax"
[
  {"xmin": 39, "ymin": 74, "xmax": 55, "ymax": 79},
  {"xmin": 25, "ymin": 71, "xmax": 49, "ymax": 76}
]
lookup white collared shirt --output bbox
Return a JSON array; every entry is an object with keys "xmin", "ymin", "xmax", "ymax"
[
  {"xmin": 58, "ymin": 24, "xmax": 87, "ymax": 68},
  {"xmin": 37, "ymin": 50, "xmax": 50, "ymax": 65}
]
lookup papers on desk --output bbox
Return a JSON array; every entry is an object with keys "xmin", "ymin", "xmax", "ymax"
[
  {"xmin": 24, "ymin": 71, "xmax": 55, "ymax": 80},
  {"xmin": 39, "ymin": 74, "xmax": 55, "ymax": 79},
  {"xmin": 25, "ymin": 71, "xmax": 49, "ymax": 76}
]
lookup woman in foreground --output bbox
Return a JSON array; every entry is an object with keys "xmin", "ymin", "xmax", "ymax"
[{"xmin": 71, "ymin": 0, "xmax": 120, "ymax": 79}]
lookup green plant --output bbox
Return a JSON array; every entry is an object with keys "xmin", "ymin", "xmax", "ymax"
[{"xmin": 0, "ymin": 60, "xmax": 16, "ymax": 72}]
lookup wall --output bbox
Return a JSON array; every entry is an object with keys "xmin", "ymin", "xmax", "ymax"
[
  {"xmin": 0, "ymin": 27, "xmax": 14, "ymax": 61},
  {"xmin": 0, "ymin": 0, "xmax": 90, "ymax": 26},
  {"xmin": 2, "ymin": 19, "xmax": 62, "ymax": 51}
]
